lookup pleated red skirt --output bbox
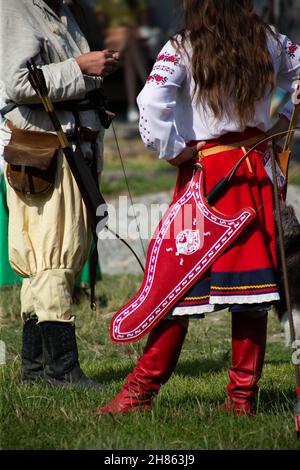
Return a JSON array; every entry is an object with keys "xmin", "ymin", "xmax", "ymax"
[{"xmin": 171, "ymin": 128, "xmax": 280, "ymax": 317}]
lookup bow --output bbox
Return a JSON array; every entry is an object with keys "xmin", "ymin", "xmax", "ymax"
[
  {"xmin": 110, "ymin": 122, "xmax": 147, "ymax": 269},
  {"xmin": 206, "ymin": 123, "xmax": 300, "ymax": 435}
]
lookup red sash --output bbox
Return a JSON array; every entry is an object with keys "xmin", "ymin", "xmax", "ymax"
[{"xmin": 111, "ymin": 165, "xmax": 256, "ymax": 343}]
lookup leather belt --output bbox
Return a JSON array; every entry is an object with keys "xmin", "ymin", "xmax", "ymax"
[
  {"xmin": 198, "ymin": 134, "xmax": 266, "ymax": 159},
  {"xmin": 6, "ymin": 120, "xmax": 99, "ymax": 145}
]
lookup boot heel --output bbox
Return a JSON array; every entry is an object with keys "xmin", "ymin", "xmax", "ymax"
[
  {"xmin": 40, "ymin": 322, "xmax": 104, "ymax": 389},
  {"xmin": 97, "ymin": 320, "xmax": 187, "ymax": 414}
]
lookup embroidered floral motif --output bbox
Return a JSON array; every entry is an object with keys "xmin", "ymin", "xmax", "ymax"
[
  {"xmin": 156, "ymin": 52, "xmax": 180, "ymax": 66},
  {"xmin": 286, "ymin": 41, "xmax": 298, "ymax": 58},
  {"xmin": 139, "ymin": 120, "xmax": 155, "ymax": 148},
  {"xmin": 153, "ymin": 64, "xmax": 175, "ymax": 75},
  {"xmin": 147, "ymin": 73, "xmax": 168, "ymax": 85}
]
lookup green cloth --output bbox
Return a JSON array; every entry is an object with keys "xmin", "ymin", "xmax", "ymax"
[
  {"xmin": 0, "ymin": 177, "xmax": 22, "ymax": 286},
  {"xmin": 96, "ymin": 0, "xmax": 146, "ymax": 28},
  {"xmin": 76, "ymin": 242, "xmax": 101, "ymax": 285},
  {"xmin": 0, "ymin": 178, "xmax": 101, "ymax": 287}
]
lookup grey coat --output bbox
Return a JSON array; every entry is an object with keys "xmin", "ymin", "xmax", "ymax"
[{"xmin": 0, "ymin": 0, "xmax": 104, "ymax": 168}]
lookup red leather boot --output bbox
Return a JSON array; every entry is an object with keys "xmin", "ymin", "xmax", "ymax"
[
  {"xmin": 97, "ymin": 319, "xmax": 188, "ymax": 414},
  {"xmin": 224, "ymin": 311, "xmax": 268, "ymax": 416}
]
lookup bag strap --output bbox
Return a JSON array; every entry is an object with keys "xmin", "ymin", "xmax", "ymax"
[{"xmin": 1, "ymin": 91, "xmax": 115, "ymax": 130}]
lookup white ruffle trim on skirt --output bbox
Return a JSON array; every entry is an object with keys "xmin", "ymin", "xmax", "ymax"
[
  {"xmin": 210, "ymin": 293, "xmax": 280, "ymax": 305},
  {"xmin": 171, "ymin": 292, "xmax": 280, "ymax": 317},
  {"xmin": 172, "ymin": 305, "xmax": 214, "ymax": 316}
]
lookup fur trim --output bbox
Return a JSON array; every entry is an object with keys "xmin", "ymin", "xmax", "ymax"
[{"xmin": 275, "ymin": 204, "xmax": 300, "ymax": 318}]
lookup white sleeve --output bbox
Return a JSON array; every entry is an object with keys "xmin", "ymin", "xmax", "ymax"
[
  {"xmin": 275, "ymin": 35, "xmax": 300, "ymax": 121},
  {"xmin": 137, "ymin": 40, "xmax": 187, "ymax": 160}
]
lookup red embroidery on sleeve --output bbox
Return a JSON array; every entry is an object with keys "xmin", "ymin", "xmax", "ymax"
[
  {"xmin": 156, "ymin": 52, "xmax": 180, "ymax": 66},
  {"xmin": 147, "ymin": 74, "xmax": 168, "ymax": 85},
  {"xmin": 286, "ymin": 41, "xmax": 298, "ymax": 58}
]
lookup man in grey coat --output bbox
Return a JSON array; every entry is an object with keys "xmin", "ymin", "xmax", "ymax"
[{"xmin": 0, "ymin": 0, "xmax": 119, "ymax": 388}]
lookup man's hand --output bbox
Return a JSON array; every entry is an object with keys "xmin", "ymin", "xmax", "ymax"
[
  {"xmin": 168, "ymin": 141, "xmax": 206, "ymax": 167},
  {"xmin": 75, "ymin": 50, "xmax": 120, "ymax": 77}
]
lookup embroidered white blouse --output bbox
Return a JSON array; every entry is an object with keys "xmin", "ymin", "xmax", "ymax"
[{"xmin": 137, "ymin": 33, "xmax": 300, "ymax": 160}]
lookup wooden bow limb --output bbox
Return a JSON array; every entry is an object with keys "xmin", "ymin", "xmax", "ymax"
[
  {"xmin": 276, "ymin": 103, "xmax": 300, "ymax": 180},
  {"xmin": 206, "ymin": 128, "xmax": 300, "ymax": 206},
  {"xmin": 268, "ymin": 141, "xmax": 300, "ymax": 436},
  {"xmin": 195, "ymin": 101, "xmax": 300, "ymax": 383},
  {"xmin": 204, "ymin": 124, "xmax": 300, "ymax": 434}
]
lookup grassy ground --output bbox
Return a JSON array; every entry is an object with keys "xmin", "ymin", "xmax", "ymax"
[
  {"xmin": 101, "ymin": 134, "xmax": 177, "ymax": 197},
  {"xmin": 289, "ymin": 170, "xmax": 300, "ymax": 186},
  {"xmin": 0, "ymin": 276, "xmax": 299, "ymax": 451},
  {"xmin": 101, "ymin": 133, "xmax": 300, "ymax": 198},
  {"xmin": 1, "ymin": 133, "xmax": 300, "ymax": 451}
]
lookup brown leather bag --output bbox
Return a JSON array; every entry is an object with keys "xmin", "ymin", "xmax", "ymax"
[{"xmin": 4, "ymin": 122, "xmax": 60, "ymax": 196}]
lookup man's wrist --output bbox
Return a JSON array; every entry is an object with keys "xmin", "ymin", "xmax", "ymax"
[{"xmin": 75, "ymin": 55, "xmax": 86, "ymax": 74}]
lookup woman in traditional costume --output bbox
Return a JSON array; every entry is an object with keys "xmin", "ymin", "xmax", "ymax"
[{"xmin": 98, "ymin": 0, "xmax": 300, "ymax": 416}]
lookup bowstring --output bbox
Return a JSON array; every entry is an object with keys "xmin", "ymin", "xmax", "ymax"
[
  {"xmin": 105, "ymin": 225, "xmax": 145, "ymax": 273},
  {"xmin": 103, "ymin": 129, "xmax": 300, "ymax": 279},
  {"xmin": 216, "ymin": 128, "xmax": 300, "ymax": 226},
  {"xmin": 111, "ymin": 122, "xmax": 147, "ymax": 262}
]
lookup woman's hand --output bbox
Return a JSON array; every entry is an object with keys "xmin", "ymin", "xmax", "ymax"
[
  {"xmin": 75, "ymin": 50, "xmax": 120, "ymax": 77},
  {"xmin": 168, "ymin": 141, "xmax": 206, "ymax": 167}
]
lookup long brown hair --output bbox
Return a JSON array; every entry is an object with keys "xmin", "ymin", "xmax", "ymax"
[{"xmin": 175, "ymin": 0, "xmax": 278, "ymax": 126}]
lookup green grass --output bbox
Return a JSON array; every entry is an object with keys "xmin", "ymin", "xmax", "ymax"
[
  {"xmin": 287, "ymin": 161, "xmax": 300, "ymax": 186},
  {"xmin": 0, "ymin": 276, "xmax": 300, "ymax": 450},
  {"xmin": 101, "ymin": 138, "xmax": 300, "ymax": 198},
  {"xmin": 101, "ymin": 136, "xmax": 177, "ymax": 197},
  {"xmin": 289, "ymin": 172, "xmax": 300, "ymax": 186}
]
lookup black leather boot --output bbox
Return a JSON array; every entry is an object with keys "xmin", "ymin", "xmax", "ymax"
[
  {"xmin": 39, "ymin": 322, "xmax": 103, "ymax": 389},
  {"xmin": 21, "ymin": 318, "xmax": 44, "ymax": 383}
]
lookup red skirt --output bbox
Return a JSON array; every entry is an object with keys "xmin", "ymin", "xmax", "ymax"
[{"xmin": 171, "ymin": 128, "xmax": 280, "ymax": 317}]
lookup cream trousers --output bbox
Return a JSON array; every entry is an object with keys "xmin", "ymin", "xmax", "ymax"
[{"xmin": 5, "ymin": 152, "xmax": 91, "ymax": 323}]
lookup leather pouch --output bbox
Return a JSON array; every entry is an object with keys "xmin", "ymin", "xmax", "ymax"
[{"xmin": 4, "ymin": 123, "xmax": 60, "ymax": 195}]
